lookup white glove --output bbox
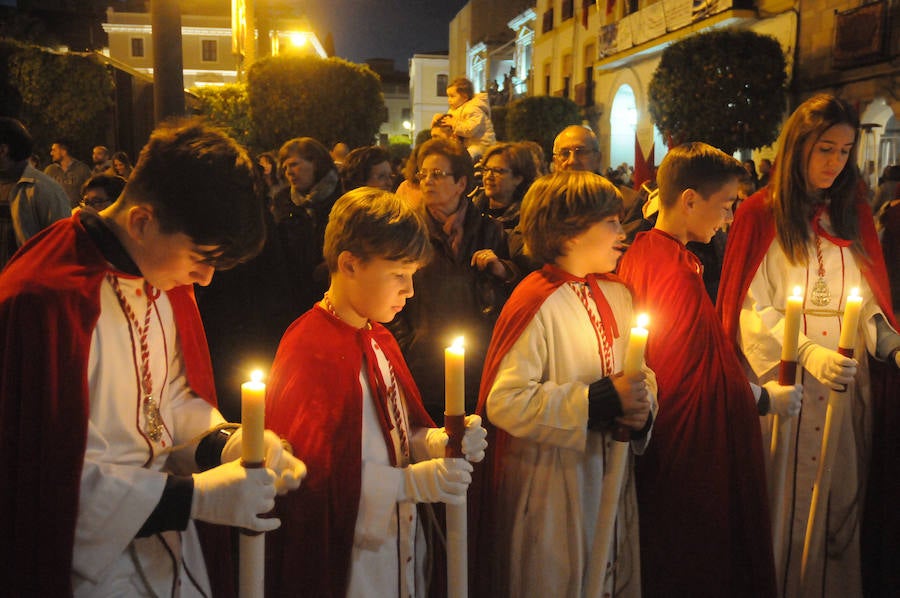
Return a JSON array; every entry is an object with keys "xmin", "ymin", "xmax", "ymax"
[
  {"xmin": 763, "ymin": 381, "xmax": 803, "ymax": 418},
  {"xmin": 423, "ymin": 415, "xmax": 489, "ymax": 463},
  {"xmin": 222, "ymin": 428, "xmax": 307, "ymax": 495},
  {"xmin": 191, "ymin": 459, "xmax": 279, "ymax": 532},
  {"xmin": 799, "ymin": 341, "xmax": 857, "ymax": 390},
  {"xmin": 399, "ymin": 458, "xmax": 473, "ymax": 505}
]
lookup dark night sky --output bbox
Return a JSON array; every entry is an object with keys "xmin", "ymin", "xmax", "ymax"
[{"xmin": 302, "ymin": 0, "xmax": 468, "ymax": 69}]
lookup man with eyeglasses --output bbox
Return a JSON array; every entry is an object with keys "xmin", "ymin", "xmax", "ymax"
[
  {"xmin": 80, "ymin": 174, "xmax": 127, "ymax": 212},
  {"xmin": 552, "ymin": 125, "xmax": 602, "ymax": 174}
]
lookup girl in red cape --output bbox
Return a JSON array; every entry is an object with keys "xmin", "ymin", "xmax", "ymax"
[{"xmin": 718, "ymin": 94, "xmax": 900, "ymax": 597}]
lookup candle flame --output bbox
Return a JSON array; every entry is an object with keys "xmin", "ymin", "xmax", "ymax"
[
  {"xmin": 251, "ymin": 370, "xmax": 264, "ymax": 383},
  {"xmin": 792, "ymin": 285, "xmax": 802, "ymax": 297},
  {"xmin": 636, "ymin": 313, "xmax": 650, "ymax": 328},
  {"xmin": 849, "ymin": 287, "xmax": 860, "ymax": 298},
  {"xmin": 451, "ymin": 336, "xmax": 465, "ymax": 350}
]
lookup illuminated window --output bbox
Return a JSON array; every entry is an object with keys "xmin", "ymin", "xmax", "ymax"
[{"xmin": 436, "ymin": 74, "xmax": 448, "ymax": 97}]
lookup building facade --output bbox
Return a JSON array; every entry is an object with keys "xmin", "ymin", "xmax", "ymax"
[
  {"xmin": 450, "ymin": 0, "xmax": 898, "ymax": 176},
  {"xmin": 409, "ymin": 53, "xmax": 451, "ymax": 142},
  {"xmin": 102, "ymin": 7, "xmax": 326, "ymax": 89}
]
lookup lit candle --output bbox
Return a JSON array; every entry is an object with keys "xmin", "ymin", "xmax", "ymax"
[
  {"xmin": 837, "ymin": 288, "xmax": 862, "ymax": 352},
  {"xmin": 781, "ymin": 286, "xmax": 803, "ymax": 362},
  {"xmin": 622, "ymin": 313, "xmax": 650, "ymax": 376},
  {"xmin": 241, "ymin": 370, "xmax": 266, "ymax": 465},
  {"xmin": 445, "ymin": 336, "xmax": 465, "ymax": 417},
  {"xmin": 444, "ymin": 336, "xmax": 468, "ymax": 598}
]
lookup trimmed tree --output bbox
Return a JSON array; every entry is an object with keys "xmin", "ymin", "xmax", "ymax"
[
  {"xmin": 247, "ymin": 55, "xmax": 385, "ymax": 150},
  {"xmin": 648, "ymin": 29, "xmax": 787, "ymax": 154},
  {"xmin": 505, "ymin": 95, "xmax": 582, "ymax": 159},
  {"xmin": 1, "ymin": 38, "xmax": 113, "ymax": 159},
  {"xmin": 192, "ymin": 83, "xmax": 252, "ymax": 148}
]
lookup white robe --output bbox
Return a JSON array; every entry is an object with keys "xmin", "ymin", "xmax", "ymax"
[
  {"xmin": 347, "ymin": 338, "xmax": 426, "ymax": 598},
  {"xmin": 486, "ymin": 280, "xmax": 657, "ymax": 598},
  {"xmin": 73, "ymin": 275, "xmax": 224, "ymax": 597},
  {"xmin": 739, "ymin": 215, "xmax": 886, "ymax": 598}
]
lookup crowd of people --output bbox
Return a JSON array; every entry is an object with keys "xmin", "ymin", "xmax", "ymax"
[{"xmin": 1, "ymin": 88, "xmax": 899, "ymax": 598}]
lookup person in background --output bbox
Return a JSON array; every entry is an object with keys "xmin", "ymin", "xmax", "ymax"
[
  {"xmin": 273, "ymin": 137, "xmax": 342, "ymax": 312},
  {"xmin": 257, "ymin": 151, "xmax": 286, "ymax": 211},
  {"xmin": 472, "ymin": 142, "xmax": 538, "ymax": 275},
  {"xmin": 430, "ymin": 113, "xmax": 455, "ymax": 141},
  {"xmin": 742, "ymin": 159, "xmax": 760, "ymax": 192},
  {"xmin": 0, "ymin": 117, "xmax": 70, "ymax": 268},
  {"xmin": 552, "ymin": 125, "xmax": 602, "ymax": 174},
  {"xmin": 439, "ymin": 77, "xmax": 496, "ymax": 162},
  {"xmin": 395, "ymin": 143, "xmax": 427, "ymax": 210},
  {"xmin": 265, "ymin": 187, "xmax": 486, "ymax": 596},
  {"xmin": 330, "ymin": 141, "xmax": 350, "ymax": 168},
  {"xmin": 517, "ymin": 140, "xmax": 549, "ymax": 177},
  {"xmin": 79, "ymin": 173, "xmax": 127, "ymax": 212},
  {"xmin": 112, "ymin": 151, "xmax": 134, "ymax": 179},
  {"xmin": 757, "ymin": 157, "xmax": 773, "ymax": 188},
  {"xmin": 718, "ymin": 94, "xmax": 900, "ymax": 597},
  {"xmin": 0, "ymin": 118, "xmax": 306, "ymax": 597},
  {"xmin": 386, "ymin": 138, "xmax": 512, "ymax": 421},
  {"xmin": 44, "ymin": 139, "xmax": 92, "ymax": 207},
  {"xmin": 341, "ymin": 146, "xmax": 394, "ymax": 192},
  {"xmin": 90, "ymin": 146, "xmax": 115, "ymax": 176}
]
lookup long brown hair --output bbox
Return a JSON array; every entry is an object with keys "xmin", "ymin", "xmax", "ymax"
[{"xmin": 770, "ymin": 94, "xmax": 862, "ymax": 264}]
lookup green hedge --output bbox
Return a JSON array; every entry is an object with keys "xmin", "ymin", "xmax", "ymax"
[
  {"xmin": 505, "ymin": 95, "xmax": 582, "ymax": 159},
  {"xmin": 0, "ymin": 38, "xmax": 113, "ymax": 160},
  {"xmin": 648, "ymin": 29, "xmax": 787, "ymax": 153},
  {"xmin": 247, "ymin": 55, "xmax": 385, "ymax": 151}
]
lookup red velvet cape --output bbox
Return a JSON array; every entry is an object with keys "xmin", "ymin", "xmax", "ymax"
[
  {"xmin": 617, "ymin": 228, "xmax": 776, "ymax": 597},
  {"xmin": 264, "ymin": 306, "xmax": 435, "ymax": 597},
  {"xmin": 470, "ymin": 264, "xmax": 621, "ymax": 598},
  {"xmin": 716, "ymin": 189, "xmax": 900, "ymax": 596},
  {"xmin": 0, "ymin": 215, "xmax": 220, "ymax": 596}
]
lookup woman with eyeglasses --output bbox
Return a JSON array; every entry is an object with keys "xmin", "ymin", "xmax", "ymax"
[
  {"xmin": 385, "ymin": 138, "xmax": 513, "ymax": 422},
  {"xmin": 474, "ymin": 142, "xmax": 539, "ymax": 275}
]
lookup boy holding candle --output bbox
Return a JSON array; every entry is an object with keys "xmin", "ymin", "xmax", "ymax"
[
  {"xmin": 265, "ymin": 187, "xmax": 488, "ymax": 597},
  {"xmin": 617, "ymin": 142, "xmax": 802, "ymax": 597},
  {"xmin": 0, "ymin": 119, "xmax": 307, "ymax": 596},
  {"xmin": 477, "ymin": 170, "xmax": 657, "ymax": 597}
]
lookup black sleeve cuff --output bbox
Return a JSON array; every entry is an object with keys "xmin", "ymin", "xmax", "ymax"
[
  {"xmin": 195, "ymin": 428, "xmax": 234, "ymax": 471},
  {"xmin": 757, "ymin": 387, "xmax": 771, "ymax": 416},
  {"xmin": 136, "ymin": 475, "xmax": 194, "ymax": 537},
  {"xmin": 632, "ymin": 409, "xmax": 654, "ymax": 440},
  {"xmin": 587, "ymin": 377, "xmax": 624, "ymax": 430}
]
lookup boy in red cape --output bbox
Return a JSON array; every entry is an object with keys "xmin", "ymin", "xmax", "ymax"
[
  {"xmin": 0, "ymin": 119, "xmax": 306, "ymax": 597},
  {"xmin": 265, "ymin": 187, "xmax": 487, "ymax": 597},
  {"xmin": 617, "ymin": 142, "xmax": 801, "ymax": 597},
  {"xmin": 476, "ymin": 171, "xmax": 655, "ymax": 597}
]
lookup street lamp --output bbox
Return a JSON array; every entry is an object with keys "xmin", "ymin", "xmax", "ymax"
[{"xmin": 403, "ymin": 120, "xmax": 412, "ymax": 140}]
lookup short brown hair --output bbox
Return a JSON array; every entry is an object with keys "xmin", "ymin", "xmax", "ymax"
[
  {"xmin": 124, "ymin": 118, "xmax": 265, "ymax": 269},
  {"xmin": 520, "ymin": 171, "xmax": 622, "ymax": 265},
  {"xmin": 656, "ymin": 142, "xmax": 745, "ymax": 209},
  {"xmin": 447, "ymin": 77, "xmax": 474, "ymax": 99},
  {"xmin": 278, "ymin": 137, "xmax": 336, "ymax": 183},
  {"xmin": 416, "ymin": 138, "xmax": 474, "ymax": 194},
  {"xmin": 323, "ymin": 188, "xmax": 432, "ymax": 273}
]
